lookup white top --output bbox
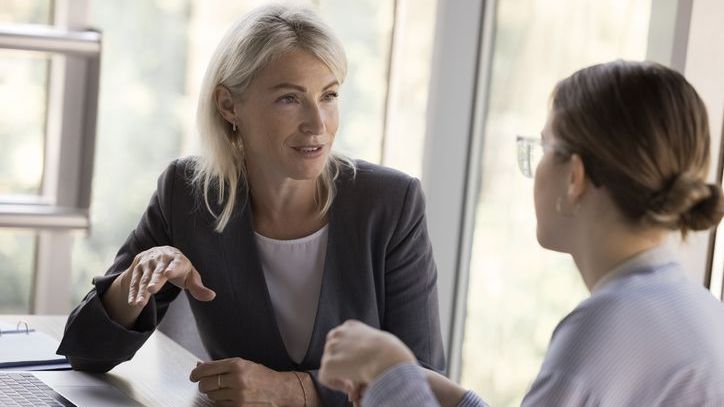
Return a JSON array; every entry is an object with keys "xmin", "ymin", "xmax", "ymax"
[{"xmin": 254, "ymin": 225, "xmax": 328, "ymax": 364}]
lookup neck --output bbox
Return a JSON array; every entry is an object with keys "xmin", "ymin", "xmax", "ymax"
[
  {"xmin": 246, "ymin": 163, "xmax": 324, "ymax": 239},
  {"xmin": 571, "ymin": 222, "xmax": 666, "ymax": 292}
]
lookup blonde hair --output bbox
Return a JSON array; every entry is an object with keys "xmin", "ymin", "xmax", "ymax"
[{"xmin": 193, "ymin": 4, "xmax": 355, "ymax": 232}]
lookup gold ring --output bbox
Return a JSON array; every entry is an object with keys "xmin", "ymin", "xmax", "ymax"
[{"xmin": 217, "ymin": 374, "xmax": 221, "ymax": 390}]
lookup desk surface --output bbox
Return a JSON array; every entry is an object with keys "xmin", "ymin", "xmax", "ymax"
[{"xmin": 2, "ymin": 314, "xmax": 212, "ymax": 406}]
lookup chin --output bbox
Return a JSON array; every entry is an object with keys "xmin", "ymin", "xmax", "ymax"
[
  {"xmin": 536, "ymin": 225, "xmax": 567, "ymax": 253},
  {"xmin": 289, "ymin": 162, "xmax": 327, "ymax": 181}
]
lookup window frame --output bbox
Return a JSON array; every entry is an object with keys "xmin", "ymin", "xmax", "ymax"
[
  {"xmin": 0, "ymin": 0, "xmax": 98, "ymax": 313},
  {"xmin": 0, "ymin": 24, "xmax": 100, "ymax": 230}
]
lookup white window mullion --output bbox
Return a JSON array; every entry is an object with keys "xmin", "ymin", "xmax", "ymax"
[
  {"xmin": 31, "ymin": 0, "xmax": 95, "ymax": 314},
  {"xmin": 421, "ymin": 0, "xmax": 492, "ymax": 379}
]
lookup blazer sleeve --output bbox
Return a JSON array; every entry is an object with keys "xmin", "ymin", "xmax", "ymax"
[
  {"xmin": 383, "ymin": 178, "xmax": 446, "ymax": 372},
  {"xmin": 56, "ymin": 160, "xmax": 183, "ymax": 372}
]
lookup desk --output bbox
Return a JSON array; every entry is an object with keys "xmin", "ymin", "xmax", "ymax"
[{"xmin": 2, "ymin": 314, "xmax": 212, "ymax": 406}]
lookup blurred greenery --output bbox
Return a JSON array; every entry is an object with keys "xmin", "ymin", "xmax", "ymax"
[
  {"xmin": 71, "ymin": 0, "xmax": 192, "ymax": 300},
  {"xmin": 0, "ymin": 230, "xmax": 34, "ymax": 313}
]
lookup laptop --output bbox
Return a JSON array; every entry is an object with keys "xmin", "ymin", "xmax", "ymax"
[{"xmin": 0, "ymin": 371, "xmax": 141, "ymax": 406}]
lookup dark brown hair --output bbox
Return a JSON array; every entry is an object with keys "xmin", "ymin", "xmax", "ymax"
[{"xmin": 551, "ymin": 60, "xmax": 724, "ymax": 236}]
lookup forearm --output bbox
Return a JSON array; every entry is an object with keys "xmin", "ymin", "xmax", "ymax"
[{"xmin": 101, "ymin": 270, "xmax": 145, "ymax": 329}]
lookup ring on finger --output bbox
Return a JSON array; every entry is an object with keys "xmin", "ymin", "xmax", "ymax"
[{"xmin": 217, "ymin": 373, "xmax": 221, "ymax": 390}]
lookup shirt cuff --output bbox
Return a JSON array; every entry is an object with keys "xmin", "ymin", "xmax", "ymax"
[
  {"xmin": 363, "ymin": 362, "xmax": 439, "ymax": 407},
  {"xmin": 458, "ymin": 390, "xmax": 488, "ymax": 407}
]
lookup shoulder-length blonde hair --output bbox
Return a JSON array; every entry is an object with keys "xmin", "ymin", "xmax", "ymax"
[{"xmin": 193, "ymin": 4, "xmax": 355, "ymax": 232}]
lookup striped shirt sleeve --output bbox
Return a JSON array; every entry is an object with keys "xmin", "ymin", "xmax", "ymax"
[
  {"xmin": 362, "ymin": 363, "xmax": 489, "ymax": 407},
  {"xmin": 458, "ymin": 391, "xmax": 489, "ymax": 407}
]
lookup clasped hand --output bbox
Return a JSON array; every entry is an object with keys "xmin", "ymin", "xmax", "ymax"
[
  {"xmin": 190, "ymin": 358, "xmax": 302, "ymax": 406},
  {"xmin": 318, "ymin": 320, "xmax": 416, "ymax": 404}
]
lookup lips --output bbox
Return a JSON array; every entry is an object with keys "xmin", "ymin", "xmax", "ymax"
[{"xmin": 291, "ymin": 144, "xmax": 324, "ymax": 153}]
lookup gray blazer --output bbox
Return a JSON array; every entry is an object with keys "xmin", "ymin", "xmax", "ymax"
[{"xmin": 58, "ymin": 158, "xmax": 445, "ymax": 406}]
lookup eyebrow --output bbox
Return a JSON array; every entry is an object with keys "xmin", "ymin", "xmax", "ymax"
[{"xmin": 269, "ymin": 80, "xmax": 339, "ymax": 92}]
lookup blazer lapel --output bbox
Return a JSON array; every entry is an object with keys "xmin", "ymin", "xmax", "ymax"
[{"xmin": 218, "ymin": 188, "xmax": 292, "ymax": 370}]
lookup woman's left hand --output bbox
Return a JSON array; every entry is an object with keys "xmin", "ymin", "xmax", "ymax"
[{"xmin": 190, "ymin": 357, "xmax": 306, "ymax": 406}]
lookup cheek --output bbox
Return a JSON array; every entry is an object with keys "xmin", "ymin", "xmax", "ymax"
[
  {"xmin": 533, "ymin": 159, "xmax": 556, "ymax": 242},
  {"xmin": 324, "ymin": 106, "xmax": 339, "ymax": 136},
  {"xmin": 533, "ymin": 162, "xmax": 546, "ymax": 213}
]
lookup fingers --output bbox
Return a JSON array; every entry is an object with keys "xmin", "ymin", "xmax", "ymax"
[
  {"xmin": 197, "ymin": 373, "xmax": 231, "ymax": 393},
  {"xmin": 349, "ymin": 383, "xmax": 367, "ymax": 403},
  {"xmin": 146, "ymin": 260, "xmax": 169, "ymax": 294},
  {"xmin": 127, "ymin": 262, "xmax": 148, "ymax": 306},
  {"xmin": 136, "ymin": 260, "xmax": 167, "ymax": 301},
  {"xmin": 323, "ymin": 378, "xmax": 355, "ymax": 393},
  {"xmin": 162, "ymin": 256, "xmax": 215, "ymax": 302},
  {"xmin": 125, "ymin": 246, "xmax": 217, "ymax": 305},
  {"xmin": 190, "ymin": 358, "xmax": 238, "ymax": 382},
  {"xmin": 185, "ymin": 268, "xmax": 216, "ymax": 302},
  {"xmin": 202, "ymin": 388, "xmax": 236, "ymax": 402},
  {"xmin": 203, "ymin": 388, "xmax": 270, "ymax": 405}
]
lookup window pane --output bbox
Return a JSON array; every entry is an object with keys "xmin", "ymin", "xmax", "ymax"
[
  {"xmin": 71, "ymin": 0, "xmax": 193, "ymax": 302},
  {"xmin": 0, "ymin": 0, "xmax": 52, "ymax": 24},
  {"xmin": 0, "ymin": 50, "xmax": 48, "ymax": 198},
  {"xmin": 380, "ymin": 0, "xmax": 438, "ymax": 179},
  {"xmin": 319, "ymin": 0, "xmax": 393, "ymax": 163},
  {"xmin": 0, "ymin": 230, "xmax": 36, "ymax": 312},
  {"xmin": 0, "ymin": 1, "xmax": 50, "ymax": 314},
  {"xmin": 460, "ymin": 1, "xmax": 651, "ymax": 405}
]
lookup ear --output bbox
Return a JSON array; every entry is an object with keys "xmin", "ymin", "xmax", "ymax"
[
  {"xmin": 213, "ymin": 85, "xmax": 237, "ymax": 124},
  {"xmin": 567, "ymin": 153, "xmax": 587, "ymax": 202}
]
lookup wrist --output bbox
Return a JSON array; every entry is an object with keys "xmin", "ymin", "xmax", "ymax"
[
  {"xmin": 291, "ymin": 371, "xmax": 308, "ymax": 407},
  {"xmin": 366, "ymin": 334, "xmax": 416, "ymax": 383},
  {"xmin": 425, "ymin": 369, "xmax": 466, "ymax": 407},
  {"xmin": 285, "ymin": 371, "xmax": 319, "ymax": 407}
]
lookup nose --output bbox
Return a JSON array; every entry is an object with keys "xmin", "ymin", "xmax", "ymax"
[{"xmin": 300, "ymin": 102, "xmax": 325, "ymax": 135}]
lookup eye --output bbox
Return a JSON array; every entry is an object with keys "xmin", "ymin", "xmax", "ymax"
[
  {"xmin": 322, "ymin": 91, "xmax": 339, "ymax": 102},
  {"xmin": 277, "ymin": 94, "xmax": 299, "ymax": 104}
]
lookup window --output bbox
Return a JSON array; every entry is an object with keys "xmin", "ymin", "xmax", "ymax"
[
  {"xmin": 0, "ymin": 2, "xmax": 52, "ymax": 313},
  {"xmin": 458, "ymin": 1, "xmax": 651, "ymax": 405},
  {"xmin": 0, "ymin": 0, "xmax": 102, "ymax": 313}
]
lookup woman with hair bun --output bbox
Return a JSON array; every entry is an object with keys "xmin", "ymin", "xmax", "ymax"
[
  {"xmin": 58, "ymin": 4, "xmax": 444, "ymax": 406},
  {"xmin": 319, "ymin": 60, "xmax": 724, "ymax": 406}
]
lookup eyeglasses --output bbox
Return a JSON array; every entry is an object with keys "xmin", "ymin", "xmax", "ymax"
[{"xmin": 516, "ymin": 135, "xmax": 570, "ymax": 178}]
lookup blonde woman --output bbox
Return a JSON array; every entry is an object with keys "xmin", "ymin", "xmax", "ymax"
[
  {"xmin": 319, "ymin": 61, "xmax": 724, "ymax": 406},
  {"xmin": 59, "ymin": 5, "xmax": 444, "ymax": 406}
]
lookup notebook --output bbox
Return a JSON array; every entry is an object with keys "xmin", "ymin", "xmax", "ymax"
[{"xmin": 0, "ymin": 320, "xmax": 69, "ymax": 370}]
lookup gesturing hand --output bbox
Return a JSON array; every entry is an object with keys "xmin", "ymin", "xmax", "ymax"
[
  {"xmin": 126, "ymin": 245, "xmax": 216, "ymax": 306},
  {"xmin": 190, "ymin": 358, "xmax": 305, "ymax": 406}
]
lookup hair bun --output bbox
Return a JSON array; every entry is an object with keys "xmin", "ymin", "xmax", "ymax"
[{"xmin": 645, "ymin": 173, "xmax": 724, "ymax": 233}]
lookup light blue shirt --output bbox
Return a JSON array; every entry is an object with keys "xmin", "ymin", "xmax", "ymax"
[{"xmin": 363, "ymin": 245, "xmax": 724, "ymax": 406}]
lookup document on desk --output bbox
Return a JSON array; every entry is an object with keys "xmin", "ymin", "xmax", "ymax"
[{"xmin": 0, "ymin": 320, "xmax": 69, "ymax": 369}]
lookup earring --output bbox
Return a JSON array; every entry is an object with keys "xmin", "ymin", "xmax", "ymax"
[
  {"xmin": 232, "ymin": 121, "xmax": 237, "ymax": 132},
  {"xmin": 556, "ymin": 196, "xmax": 580, "ymax": 217}
]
